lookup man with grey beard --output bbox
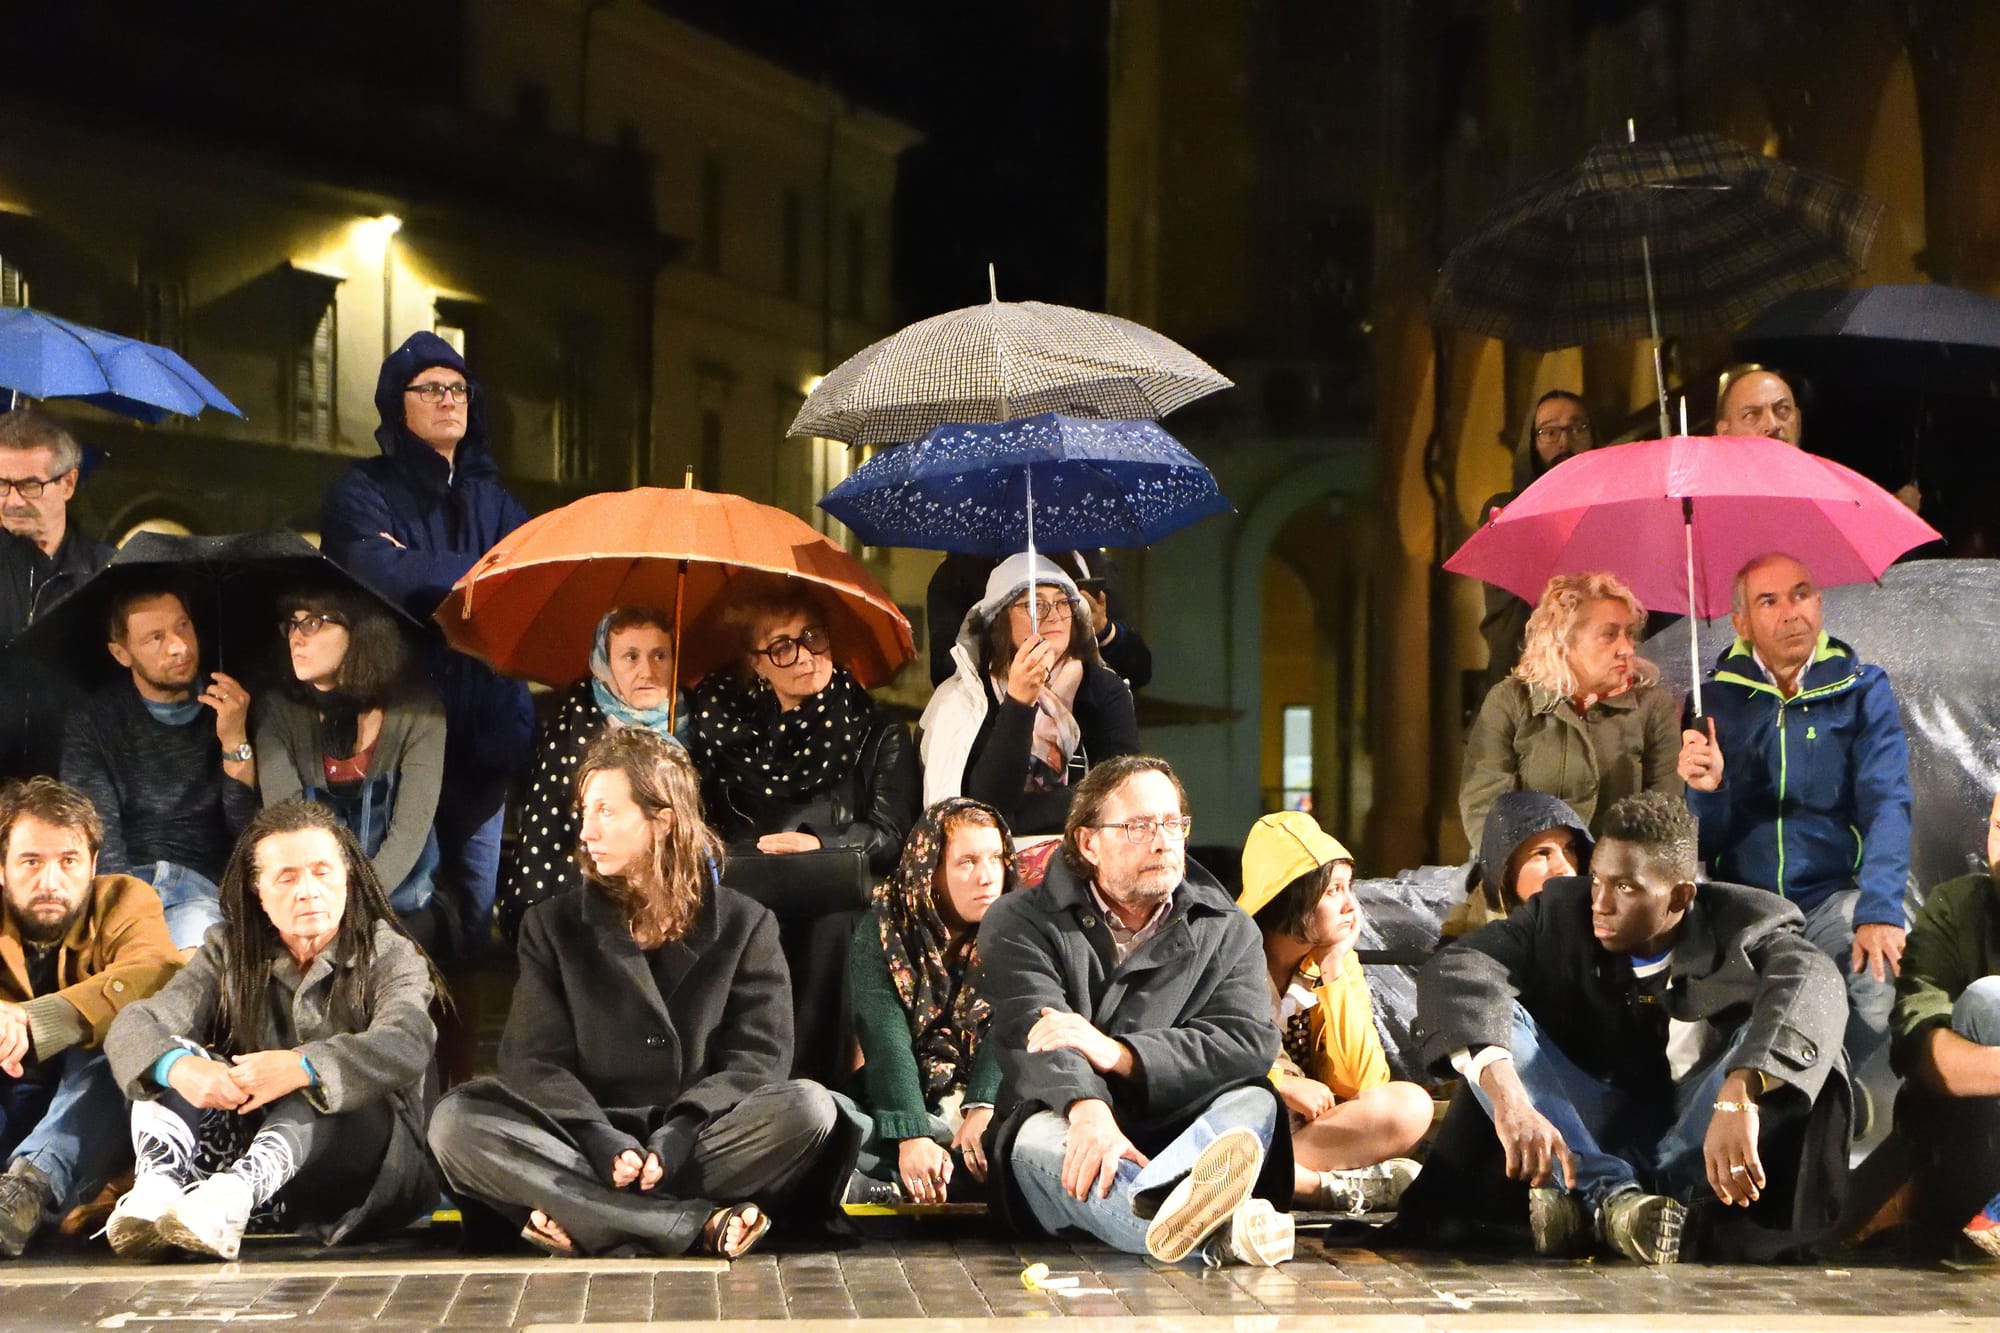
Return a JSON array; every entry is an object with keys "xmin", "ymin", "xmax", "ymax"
[{"xmin": 976, "ymin": 755, "xmax": 1296, "ymax": 1267}]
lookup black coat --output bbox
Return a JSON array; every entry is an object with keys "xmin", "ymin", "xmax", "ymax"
[
  {"xmin": 975, "ymin": 855, "xmax": 1290, "ymax": 1233},
  {"xmin": 0, "ymin": 524, "xmax": 110, "ymax": 780},
  {"xmin": 963, "ymin": 663, "xmax": 1141, "ymax": 837},
  {"xmin": 483, "ymin": 879, "xmax": 794, "ymax": 1180},
  {"xmin": 706, "ymin": 715, "xmax": 919, "ymax": 876}
]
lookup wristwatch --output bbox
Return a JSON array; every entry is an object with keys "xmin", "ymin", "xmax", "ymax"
[{"xmin": 225, "ymin": 741, "xmax": 254, "ymax": 763}]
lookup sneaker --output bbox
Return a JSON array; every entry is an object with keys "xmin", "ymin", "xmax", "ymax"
[
  {"xmin": 0, "ymin": 1160, "xmax": 51, "ymax": 1258},
  {"xmin": 1964, "ymin": 1191, "xmax": 2000, "ymax": 1260},
  {"xmin": 1143, "ymin": 1127, "xmax": 1264, "ymax": 1264},
  {"xmin": 841, "ymin": 1171, "xmax": 902, "ymax": 1207},
  {"xmin": 1302, "ymin": 1158, "xmax": 1422, "ymax": 1215},
  {"xmin": 1203, "ymin": 1197, "xmax": 1294, "ymax": 1266},
  {"xmin": 155, "ymin": 1173, "xmax": 253, "ymax": 1261},
  {"xmin": 1597, "ymin": 1187, "xmax": 1686, "ymax": 1265},
  {"xmin": 105, "ymin": 1174, "xmax": 184, "ymax": 1260},
  {"xmin": 1528, "ymin": 1186, "xmax": 1590, "ymax": 1258}
]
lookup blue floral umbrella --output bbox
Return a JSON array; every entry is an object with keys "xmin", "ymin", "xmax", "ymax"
[
  {"xmin": 818, "ymin": 412, "xmax": 1232, "ymax": 567},
  {"xmin": 0, "ymin": 307, "xmax": 243, "ymax": 423}
]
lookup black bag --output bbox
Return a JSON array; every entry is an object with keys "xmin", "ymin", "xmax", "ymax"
[{"xmin": 724, "ymin": 847, "xmax": 871, "ymax": 1087}]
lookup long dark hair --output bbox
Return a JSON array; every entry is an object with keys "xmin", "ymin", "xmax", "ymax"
[
  {"xmin": 276, "ymin": 584, "xmax": 414, "ymax": 709},
  {"xmin": 213, "ymin": 800, "xmax": 446, "ymax": 1050},
  {"xmin": 574, "ymin": 729, "xmax": 723, "ymax": 948}
]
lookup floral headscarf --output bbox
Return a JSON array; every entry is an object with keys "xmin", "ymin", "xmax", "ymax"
[{"xmin": 875, "ymin": 797, "xmax": 1020, "ymax": 1104}]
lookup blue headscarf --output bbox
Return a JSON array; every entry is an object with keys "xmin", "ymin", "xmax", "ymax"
[{"xmin": 589, "ymin": 609, "xmax": 688, "ymax": 745}]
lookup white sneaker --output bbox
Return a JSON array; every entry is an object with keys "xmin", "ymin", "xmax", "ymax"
[
  {"xmin": 1143, "ymin": 1127, "xmax": 1264, "ymax": 1263},
  {"xmin": 1211, "ymin": 1197, "xmax": 1295, "ymax": 1266},
  {"xmin": 1303, "ymin": 1157, "xmax": 1422, "ymax": 1215},
  {"xmin": 104, "ymin": 1174, "xmax": 184, "ymax": 1259},
  {"xmin": 155, "ymin": 1173, "xmax": 253, "ymax": 1261}
]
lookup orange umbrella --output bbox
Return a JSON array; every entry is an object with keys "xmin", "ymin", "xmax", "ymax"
[{"xmin": 436, "ymin": 483, "xmax": 914, "ymax": 708}]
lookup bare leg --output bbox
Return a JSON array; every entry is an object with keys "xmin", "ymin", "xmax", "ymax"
[{"xmin": 1291, "ymin": 1082, "xmax": 1434, "ymax": 1195}]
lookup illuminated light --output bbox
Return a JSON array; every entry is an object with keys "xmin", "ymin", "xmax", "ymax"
[
  {"xmin": 378, "ymin": 213, "xmax": 403, "ymax": 236},
  {"xmin": 802, "ymin": 373, "xmax": 826, "ymax": 395}
]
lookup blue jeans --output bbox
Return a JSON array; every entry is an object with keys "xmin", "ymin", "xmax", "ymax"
[
  {"xmin": 1468, "ymin": 1003, "xmax": 1740, "ymax": 1216},
  {"xmin": 1009, "ymin": 1085, "xmax": 1275, "ymax": 1256},
  {"xmin": 1954, "ymin": 976, "xmax": 2000, "ymax": 1046},
  {"xmin": 435, "ymin": 772, "xmax": 507, "ymax": 955},
  {"xmin": 0, "ymin": 1048, "xmax": 130, "ymax": 1211},
  {"xmin": 1800, "ymin": 888, "xmax": 1894, "ymax": 1074},
  {"xmin": 133, "ymin": 861, "xmax": 224, "ymax": 953}
]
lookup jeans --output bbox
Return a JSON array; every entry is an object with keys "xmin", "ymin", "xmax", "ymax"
[
  {"xmin": 132, "ymin": 861, "xmax": 224, "ymax": 953},
  {"xmin": 1467, "ymin": 1003, "xmax": 1740, "ymax": 1216},
  {"xmin": 1954, "ymin": 976, "xmax": 2000, "ymax": 1047},
  {"xmin": 434, "ymin": 772, "xmax": 508, "ymax": 956},
  {"xmin": 1009, "ymin": 1085, "xmax": 1275, "ymax": 1256},
  {"xmin": 0, "ymin": 1048, "xmax": 130, "ymax": 1211},
  {"xmin": 1799, "ymin": 888, "xmax": 1893, "ymax": 1074}
]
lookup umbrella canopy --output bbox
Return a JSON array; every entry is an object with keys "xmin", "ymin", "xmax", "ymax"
[
  {"xmin": 1736, "ymin": 282, "xmax": 2000, "ymax": 395},
  {"xmin": 790, "ymin": 300, "xmax": 1231, "ymax": 447},
  {"xmin": 1444, "ymin": 435, "xmax": 1939, "ymax": 620},
  {"xmin": 13, "ymin": 530, "xmax": 413, "ymax": 690},
  {"xmin": 817, "ymin": 413, "xmax": 1233, "ymax": 557},
  {"xmin": 1432, "ymin": 132, "xmax": 1884, "ymax": 351},
  {"xmin": 0, "ymin": 307, "xmax": 244, "ymax": 423},
  {"xmin": 436, "ymin": 485, "xmax": 914, "ymax": 690}
]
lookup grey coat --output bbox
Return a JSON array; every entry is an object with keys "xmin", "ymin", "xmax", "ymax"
[
  {"xmin": 975, "ymin": 855, "xmax": 1288, "ymax": 1231},
  {"xmin": 104, "ymin": 919, "xmax": 439, "ymax": 1244}
]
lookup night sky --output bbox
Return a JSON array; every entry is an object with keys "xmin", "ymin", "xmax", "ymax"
[{"xmin": 652, "ymin": 1, "xmax": 1109, "ymax": 320}]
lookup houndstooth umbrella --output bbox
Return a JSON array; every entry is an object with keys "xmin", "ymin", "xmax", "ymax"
[
  {"xmin": 789, "ymin": 279, "xmax": 1231, "ymax": 446},
  {"xmin": 1432, "ymin": 131, "xmax": 1884, "ymax": 353}
]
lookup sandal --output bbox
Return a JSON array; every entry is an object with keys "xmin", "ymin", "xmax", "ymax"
[
  {"xmin": 699, "ymin": 1202, "xmax": 770, "ymax": 1260},
  {"xmin": 521, "ymin": 1209, "xmax": 578, "ymax": 1257}
]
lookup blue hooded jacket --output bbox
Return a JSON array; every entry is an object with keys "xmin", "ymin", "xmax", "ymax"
[
  {"xmin": 320, "ymin": 332, "xmax": 533, "ymax": 779},
  {"xmin": 1683, "ymin": 631, "xmax": 1912, "ymax": 929}
]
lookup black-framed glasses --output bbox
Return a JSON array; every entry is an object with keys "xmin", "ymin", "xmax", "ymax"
[
  {"xmin": 1009, "ymin": 597, "xmax": 1074, "ymax": 622},
  {"xmin": 405, "ymin": 382, "xmax": 472, "ymax": 404},
  {"xmin": 1092, "ymin": 815, "xmax": 1192, "ymax": 844},
  {"xmin": 752, "ymin": 625, "xmax": 830, "ymax": 668},
  {"xmin": 1533, "ymin": 423, "xmax": 1592, "ymax": 443},
  {"xmin": 0, "ymin": 472, "xmax": 71, "ymax": 499},
  {"xmin": 279, "ymin": 611, "xmax": 349, "ymax": 640}
]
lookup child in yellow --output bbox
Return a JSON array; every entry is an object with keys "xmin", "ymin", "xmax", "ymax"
[{"xmin": 1239, "ymin": 811, "xmax": 1433, "ymax": 1213}]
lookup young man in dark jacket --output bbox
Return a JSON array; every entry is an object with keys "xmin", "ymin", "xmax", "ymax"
[
  {"xmin": 977, "ymin": 755, "xmax": 1294, "ymax": 1267},
  {"xmin": 321, "ymin": 333, "xmax": 533, "ymax": 955},
  {"xmin": 1677, "ymin": 552, "xmax": 1912, "ymax": 1101},
  {"xmin": 1412, "ymin": 792, "xmax": 1849, "ymax": 1265}
]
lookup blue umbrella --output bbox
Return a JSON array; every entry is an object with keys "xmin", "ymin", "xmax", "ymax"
[
  {"xmin": 0, "ymin": 307, "xmax": 244, "ymax": 423},
  {"xmin": 818, "ymin": 412, "xmax": 1232, "ymax": 560}
]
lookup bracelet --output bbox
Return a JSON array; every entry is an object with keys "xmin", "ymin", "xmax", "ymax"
[{"xmin": 1712, "ymin": 1099, "xmax": 1757, "ymax": 1114}]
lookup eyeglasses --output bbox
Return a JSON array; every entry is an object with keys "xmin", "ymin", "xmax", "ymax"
[
  {"xmin": 0, "ymin": 472, "xmax": 70, "ymax": 499},
  {"xmin": 404, "ymin": 382, "xmax": 472, "ymax": 404},
  {"xmin": 279, "ymin": 612, "xmax": 348, "ymax": 640},
  {"xmin": 1008, "ymin": 598, "xmax": 1074, "ymax": 622},
  {"xmin": 1092, "ymin": 815, "xmax": 1193, "ymax": 844},
  {"xmin": 752, "ymin": 625, "xmax": 830, "ymax": 668},
  {"xmin": 1533, "ymin": 423, "xmax": 1592, "ymax": 442}
]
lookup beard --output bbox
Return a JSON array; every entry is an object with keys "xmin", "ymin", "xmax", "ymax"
[{"xmin": 6, "ymin": 894, "xmax": 85, "ymax": 945}]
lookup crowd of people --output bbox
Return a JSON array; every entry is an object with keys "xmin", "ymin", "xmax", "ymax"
[{"xmin": 0, "ymin": 342, "xmax": 1993, "ymax": 1272}]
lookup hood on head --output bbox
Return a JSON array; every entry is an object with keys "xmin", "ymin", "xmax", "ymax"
[
  {"xmin": 956, "ymin": 551, "xmax": 1092, "ymax": 657},
  {"xmin": 1238, "ymin": 809, "xmax": 1352, "ymax": 919},
  {"xmin": 372, "ymin": 330, "xmax": 490, "ymax": 464},
  {"xmin": 1475, "ymin": 790, "xmax": 1592, "ymax": 904}
]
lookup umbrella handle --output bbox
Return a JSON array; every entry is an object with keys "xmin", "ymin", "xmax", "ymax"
[
  {"xmin": 1683, "ymin": 497, "xmax": 1702, "ymax": 718},
  {"xmin": 668, "ymin": 557, "xmax": 688, "ymax": 734}
]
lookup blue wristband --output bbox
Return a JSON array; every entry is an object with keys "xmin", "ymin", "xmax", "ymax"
[{"xmin": 151, "ymin": 1048, "xmax": 191, "ymax": 1088}]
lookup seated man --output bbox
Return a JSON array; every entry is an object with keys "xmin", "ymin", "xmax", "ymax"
[
  {"xmin": 1887, "ymin": 791, "xmax": 2000, "ymax": 1257},
  {"xmin": 60, "ymin": 586, "xmax": 257, "ymax": 953},
  {"xmin": 978, "ymin": 755, "xmax": 1294, "ymax": 1267},
  {"xmin": 1238, "ymin": 810, "xmax": 1431, "ymax": 1212},
  {"xmin": 0, "ymin": 777, "xmax": 179, "ymax": 1256},
  {"xmin": 1413, "ymin": 792, "xmax": 1849, "ymax": 1264},
  {"xmin": 1443, "ymin": 790, "xmax": 1593, "ymax": 938}
]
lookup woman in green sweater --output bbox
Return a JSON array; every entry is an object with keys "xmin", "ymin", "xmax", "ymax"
[{"xmin": 847, "ymin": 797, "xmax": 1017, "ymax": 1203}]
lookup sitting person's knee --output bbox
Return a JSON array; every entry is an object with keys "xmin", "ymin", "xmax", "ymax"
[
  {"xmin": 774, "ymin": 1079, "xmax": 839, "ymax": 1146},
  {"xmin": 1384, "ymin": 1081, "xmax": 1436, "ymax": 1147}
]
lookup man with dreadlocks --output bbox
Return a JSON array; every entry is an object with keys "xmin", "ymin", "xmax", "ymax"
[{"xmin": 103, "ymin": 800, "xmax": 444, "ymax": 1260}]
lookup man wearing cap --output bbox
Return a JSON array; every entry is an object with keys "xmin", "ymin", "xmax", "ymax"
[{"xmin": 1239, "ymin": 810, "xmax": 1431, "ymax": 1213}]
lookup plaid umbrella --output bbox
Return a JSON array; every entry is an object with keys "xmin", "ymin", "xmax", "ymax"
[
  {"xmin": 789, "ymin": 290, "xmax": 1231, "ymax": 447},
  {"xmin": 1432, "ymin": 132, "xmax": 1884, "ymax": 352}
]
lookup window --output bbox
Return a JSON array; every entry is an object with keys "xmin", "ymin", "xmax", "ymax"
[
  {"xmin": 699, "ymin": 408, "xmax": 724, "ymax": 490},
  {"xmin": 807, "ymin": 435, "xmax": 852, "ymax": 546},
  {"xmin": 556, "ymin": 321, "xmax": 599, "ymax": 484},
  {"xmin": 0, "ymin": 257, "xmax": 27, "ymax": 308},
  {"xmin": 844, "ymin": 212, "xmax": 866, "ymax": 317},
  {"xmin": 140, "ymin": 274, "xmax": 186, "ymax": 354},
  {"xmin": 694, "ymin": 360, "xmax": 735, "ymax": 489},
  {"xmin": 699, "ymin": 152, "xmax": 724, "ymax": 274},
  {"xmin": 290, "ymin": 300, "xmax": 337, "ymax": 449},
  {"xmin": 1281, "ymin": 704, "xmax": 1314, "ymax": 812},
  {"xmin": 780, "ymin": 187, "xmax": 804, "ymax": 299}
]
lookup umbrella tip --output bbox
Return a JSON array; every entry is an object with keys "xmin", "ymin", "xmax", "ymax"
[
  {"xmin": 683, "ymin": 465, "xmax": 694, "ymax": 490},
  {"xmin": 988, "ymin": 262, "xmax": 998, "ymax": 304},
  {"xmin": 1626, "ymin": 117, "xmax": 1637, "ymax": 143}
]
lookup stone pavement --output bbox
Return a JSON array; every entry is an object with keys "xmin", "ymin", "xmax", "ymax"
[{"xmin": 3, "ymin": 1223, "xmax": 2000, "ymax": 1331}]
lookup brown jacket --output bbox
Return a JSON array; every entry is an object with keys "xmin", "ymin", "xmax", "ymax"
[
  {"xmin": 0, "ymin": 872, "xmax": 179, "ymax": 1061},
  {"xmin": 1459, "ymin": 677, "xmax": 1683, "ymax": 851}
]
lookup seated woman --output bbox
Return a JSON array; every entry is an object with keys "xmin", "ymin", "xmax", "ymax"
[
  {"xmin": 919, "ymin": 553, "xmax": 1140, "ymax": 848},
  {"xmin": 500, "ymin": 605, "xmax": 684, "ymax": 943},
  {"xmin": 102, "ymin": 800, "xmax": 443, "ymax": 1260},
  {"xmin": 1442, "ymin": 791, "xmax": 1593, "ymax": 938},
  {"xmin": 848, "ymin": 797, "xmax": 1018, "ymax": 1203},
  {"xmin": 1238, "ymin": 811, "xmax": 1433, "ymax": 1213},
  {"xmin": 685, "ymin": 585, "xmax": 917, "ymax": 879},
  {"xmin": 255, "ymin": 587, "xmax": 446, "ymax": 948},
  {"xmin": 427, "ymin": 729, "xmax": 849, "ymax": 1259},
  {"xmin": 1459, "ymin": 571, "xmax": 1681, "ymax": 852}
]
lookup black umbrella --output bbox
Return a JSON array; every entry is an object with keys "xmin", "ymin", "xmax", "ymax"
[
  {"xmin": 14, "ymin": 530, "xmax": 418, "ymax": 695},
  {"xmin": 1737, "ymin": 282, "xmax": 2000, "ymax": 396}
]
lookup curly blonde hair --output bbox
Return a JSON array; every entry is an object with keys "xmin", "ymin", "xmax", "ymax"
[{"xmin": 1513, "ymin": 572, "xmax": 1657, "ymax": 699}]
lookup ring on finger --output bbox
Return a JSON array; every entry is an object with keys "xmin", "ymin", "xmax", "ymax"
[{"xmin": 1728, "ymin": 1164, "xmax": 1748, "ymax": 1176}]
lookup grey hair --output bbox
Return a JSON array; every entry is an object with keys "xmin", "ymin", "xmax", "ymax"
[
  {"xmin": 0, "ymin": 408, "xmax": 82, "ymax": 475},
  {"xmin": 1730, "ymin": 551, "xmax": 1813, "ymax": 617}
]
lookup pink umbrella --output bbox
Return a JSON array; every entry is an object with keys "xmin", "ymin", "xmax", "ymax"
[{"xmin": 1444, "ymin": 434, "xmax": 1940, "ymax": 712}]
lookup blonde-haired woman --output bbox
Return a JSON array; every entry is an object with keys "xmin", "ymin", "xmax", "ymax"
[
  {"xmin": 1459, "ymin": 571, "xmax": 1682, "ymax": 851},
  {"xmin": 428, "ymin": 729, "xmax": 850, "ymax": 1260}
]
